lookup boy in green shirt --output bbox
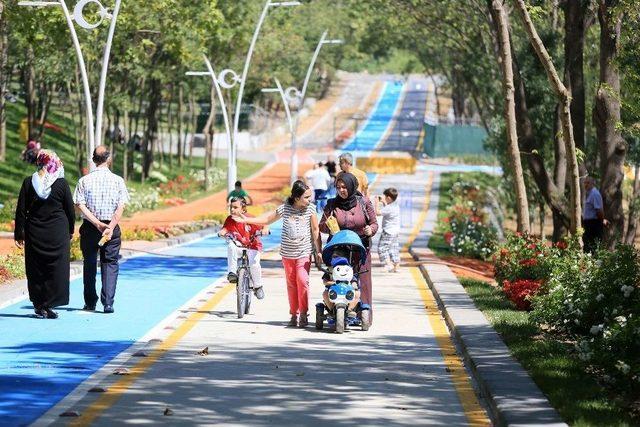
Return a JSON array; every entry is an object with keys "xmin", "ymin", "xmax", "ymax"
[{"xmin": 227, "ymin": 180, "xmax": 253, "ymax": 205}]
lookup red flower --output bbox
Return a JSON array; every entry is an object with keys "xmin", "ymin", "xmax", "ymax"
[
  {"xmin": 500, "ymin": 248, "xmax": 509, "ymax": 257},
  {"xmin": 471, "ymin": 215, "xmax": 482, "ymax": 223},
  {"xmin": 519, "ymin": 258, "xmax": 538, "ymax": 267},
  {"xmin": 527, "ymin": 243, "xmax": 536, "ymax": 250},
  {"xmin": 503, "ymin": 279, "xmax": 542, "ymax": 310},
  {"xmin": 444, "ymin": 231, "xmax": 454, "ymax": 244},
  {"xmin": 443, "ymin": 217, "xmax": 450, "ymax": 223},
  {"xmin": 555, "ymin": 240, "xmax": 568, "ymax": 250}
]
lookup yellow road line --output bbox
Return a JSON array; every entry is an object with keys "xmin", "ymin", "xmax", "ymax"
[
  {"xmin": 410, "ymin": 267, "xmax": 490, "ymax": 426},
  {"xmin": 71, "ymin": 283, "xmax": 235, "ymax": 426},
  {"xmin": 403, "ymin": 171, "xmax": 434, "ymax": 251}
]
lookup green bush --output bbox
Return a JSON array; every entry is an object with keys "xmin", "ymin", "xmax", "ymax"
[{"xmin": 0, "ymin": 199, "xmax": 17, "ymax": 223}]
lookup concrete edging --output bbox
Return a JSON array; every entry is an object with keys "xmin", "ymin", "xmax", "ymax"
[{"xmin": 409, "ymin": 246, "xmax": 567, "ymax": 427}]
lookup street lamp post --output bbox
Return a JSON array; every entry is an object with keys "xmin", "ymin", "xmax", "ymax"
[
  {"xmin": 187, "ymin": 0, "xmax": 300, "ymax": 193},
  {"xmin": 19, "ymin": 0, "xmax": 123, "ymax": 171},
  {"xmin": 263, "ymin": 30, "xmax": 342, "ymax": 184}
]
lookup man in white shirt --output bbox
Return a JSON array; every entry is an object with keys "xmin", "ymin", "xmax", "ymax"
[
  {"xmin": 305, "ymin": 162, "xmax": 331, "ymax": 213},
  {"xmin": 74, "ymin": 146, "xmax": 129, "ymax": 314},
  {"xmin": 582, "ymin": 176, "xmax": 607, "ymax": 253}
]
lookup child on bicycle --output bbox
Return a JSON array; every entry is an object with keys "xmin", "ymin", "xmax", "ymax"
[{"xmin": 218, "ymin": 196, "xmax": 265, "ymax": 299}]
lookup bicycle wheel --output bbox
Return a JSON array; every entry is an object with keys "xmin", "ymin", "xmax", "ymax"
[
  {"xmin": 236, "ymin": 268, "xmax": 249, "ymax": 318},
  {"xmin": 243, "ymin": 272, "xmax": 252, "ymax": 315}
]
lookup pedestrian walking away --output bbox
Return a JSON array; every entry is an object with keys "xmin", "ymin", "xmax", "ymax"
[
  {"xmin": 320, "ymin": 172, "xmax": 378, "ymax": 323},
  {"xmin": 582, "ymin": 176, "xmax": 608, "ymax": 253},
  {"xmin": 73, "ymin": 146, "xmax": 129, "ymax": 314},
  {"xmin": 305, "ymin": 162, "xmax": 332, "ymax": 213},
  {"xmin": 337, "ymin": 152, "xmax": 369, "ymax": 197},
  {"xmin": 239, "ymin": 180, "xmax": 322, "ymax": 328},
  {"xmin": 14, "ymin": 150, "xmax": 75, "ymax": 319},
  {"xmin": 375, "ymin": 187, "xmax": 401, "ymax": 272}
]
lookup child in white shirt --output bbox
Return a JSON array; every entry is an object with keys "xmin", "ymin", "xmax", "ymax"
[{"xmin": 375, "ymin": 187, "xmax": 400, "ymax": 272}]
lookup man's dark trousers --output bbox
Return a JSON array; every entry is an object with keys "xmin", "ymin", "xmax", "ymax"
[{"xmin": 80, "ymin": 220, "xmax": 121, "ymax": 307}]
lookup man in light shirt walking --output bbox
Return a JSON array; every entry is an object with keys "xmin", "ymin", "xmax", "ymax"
[
  {"xmin": 74, "ymin": 146, "xmax": 129, "ymax": 314},
  {"xmin": 305, "ymin": 162, "xmax": 332, "ymax": 213}
]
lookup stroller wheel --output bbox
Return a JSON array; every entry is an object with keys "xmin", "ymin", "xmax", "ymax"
[
  {"xmin": 361, "ymin": 309, "xmax": 370, "ymax": 331},
  {"xmin": 315, "ymin": 305, "xmax": 324, "ymax": 330}
]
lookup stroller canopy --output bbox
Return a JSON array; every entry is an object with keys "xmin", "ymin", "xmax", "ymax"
[{"xmin": 322, "ymin": 230, "xmax": 367, "ymax": 266}]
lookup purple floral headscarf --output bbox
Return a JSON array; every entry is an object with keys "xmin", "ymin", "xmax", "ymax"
[{"xmin": 32, "ymin": 149, "xmax": 65, "ymax": 199}]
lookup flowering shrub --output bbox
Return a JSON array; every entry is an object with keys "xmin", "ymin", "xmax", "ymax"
[
  {"xmin": 0, "ymin": 250, "xmax": 26, "ymax": 284},
  {"xmin": 126, "ymin": 188, "xmax": 160, "ymax": 214},
  {"xmin": 436, "ymin": 181, "xmax": 497, "ymax": 259},
  {"xmin": 159, "ymin": 175, "xmax": 197, "ymax": 196},
  {"xmin": 0, "ymin": 199, "xmax": 17, "ymax": 223},
  {"xmin": 190, "ymin": 168, "xmax": 225, "ymax": 189},
  {"xmin": 492, "ymin": 233, "xmax": 580, "ymax": 310},
  {"xmin": 503, "ymin": 279, "xmax": 542, "ymax": 310},
  {"xmin": 532, "ymin": 245, "xmax": 640, "ymax": 390}
]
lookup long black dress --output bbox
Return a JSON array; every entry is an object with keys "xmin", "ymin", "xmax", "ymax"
[{"xmin": 14, "ymin": 177, "xmax": 75, "ymax": 309}]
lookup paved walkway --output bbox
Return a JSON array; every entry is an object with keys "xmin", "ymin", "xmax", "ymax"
[{"xmin": 30, "ymin": 169, "xmax": 491, "ymax": 426}]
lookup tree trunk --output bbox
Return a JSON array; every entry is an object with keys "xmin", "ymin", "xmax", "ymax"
[
  {"xmin": 123, "ymin": 109, "xmax": 129, "ymax": 181},
  {"xmin": 36, "ymin": 83, "xmax": 54, "ymax": 142},
  {"xmin": 490, "ymin": 0, "xmax": 530, "ymax": 233},
  {"xmin": 142, "ymin": 78, "xmax": 161, "ymax": 180},
  {"xmin": 563, "ymin": 1, "xmax": 591, "ymax": 157},
  {"xmin": 594, "ymin": 0, "xmax": 626, "ymax": 247},
  {"xmin": 553, "ymin": 103, "xmax": 567, "ymax": 190},
  {"xmin": 513, "ymin": 0, "xmax": 581, "ymax": 235},
  {"xmin": 624, "ymin": 164, "xmax": 640, "ymax": 245},
  {"xmin": 188, "ymin": 93, "xmax": 197, "ymax": 166},
  {"xmin": 177, "ymin": 85, "xmax": 184, "ymax": 166},
  {"xmin": 0, "ymin": 6, "xmax": 8, "ymax": 161},
  {"xmin": 23, "ymin": 46, "xmax": 37, "ymax": 141}
]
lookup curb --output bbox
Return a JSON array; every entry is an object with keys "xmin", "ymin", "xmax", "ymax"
[
  {"xmin": 0, "ymin": 226, "xmax": 220, "ymax": 310},
  {"xmin": 409, "ymin": 246, "xmax": 567, "ymax": 427}
]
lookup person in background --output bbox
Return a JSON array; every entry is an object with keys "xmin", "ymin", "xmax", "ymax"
[
  {"xmin": 14, "ymin": 150, "xmax": 75, "ymax": 319},
  {"xmin": 305, "ymin": 162, "xmax": 331, "ymax": 213},
  {"xmin": 337, "ymin": 152, "xmax": 369, "ymax": 197},
  {"xmin": 582, "ymin": 176, "xmax": 607, "ymax": 253},
  {"xmin": 325, "ymin": 155, "xmax": 337, "ymax": 178},
  {"xmin": 74, "ymin": 146, "xmax": 129, "ymax": 314},
  {"xmin": 227, "ymin": 180, "xmax": 253, "ymax": 206},
  {"xmin": 375, "ymin": 187, "xmax": 401, "ymax": 272}
]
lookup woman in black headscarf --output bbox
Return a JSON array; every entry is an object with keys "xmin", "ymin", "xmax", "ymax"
[{"xmin": 320, "ymin": 172, "xmax": 378, "ymax": 322}]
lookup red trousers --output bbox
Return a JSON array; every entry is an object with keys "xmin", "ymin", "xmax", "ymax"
[{"xmin": 282, "ymin": 256, "xmax": 311, "ymax": 316}]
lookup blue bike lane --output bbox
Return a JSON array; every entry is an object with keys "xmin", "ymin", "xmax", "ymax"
[
  {"xmin": 0, "ymin": 222, "xmax": 282, "ymax": 426},
  {"xmin": 341, "ymin": 80, "xmax": 404, "ymax": 155}
]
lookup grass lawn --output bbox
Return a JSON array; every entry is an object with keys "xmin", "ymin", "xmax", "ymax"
[
  {"xmin": 0, "ymin": 102, "xmax": 264, "ymax": 205},
  {"xmin": 460, "ymin": 278, "xmax": 637, "ymax": 426}
]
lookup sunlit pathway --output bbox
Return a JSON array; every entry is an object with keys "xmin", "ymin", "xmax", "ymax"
[{"xmin": 41, "ymin": 169, "xmax": 490, "ymax": 426}]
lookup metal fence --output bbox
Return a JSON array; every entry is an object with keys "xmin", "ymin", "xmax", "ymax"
[{"xmin": 423, "ymin": 123, "xmax": 488, "ymax": 157}]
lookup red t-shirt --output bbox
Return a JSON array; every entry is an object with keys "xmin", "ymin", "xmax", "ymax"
[{"xmin": 222, "ymin": 216, "xmax": 263, "ymax": 251}]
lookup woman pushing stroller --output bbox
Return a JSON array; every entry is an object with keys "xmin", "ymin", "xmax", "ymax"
[{"xmin": 320, "ymin": 172, "xmax": 378, "ymax": 323}]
